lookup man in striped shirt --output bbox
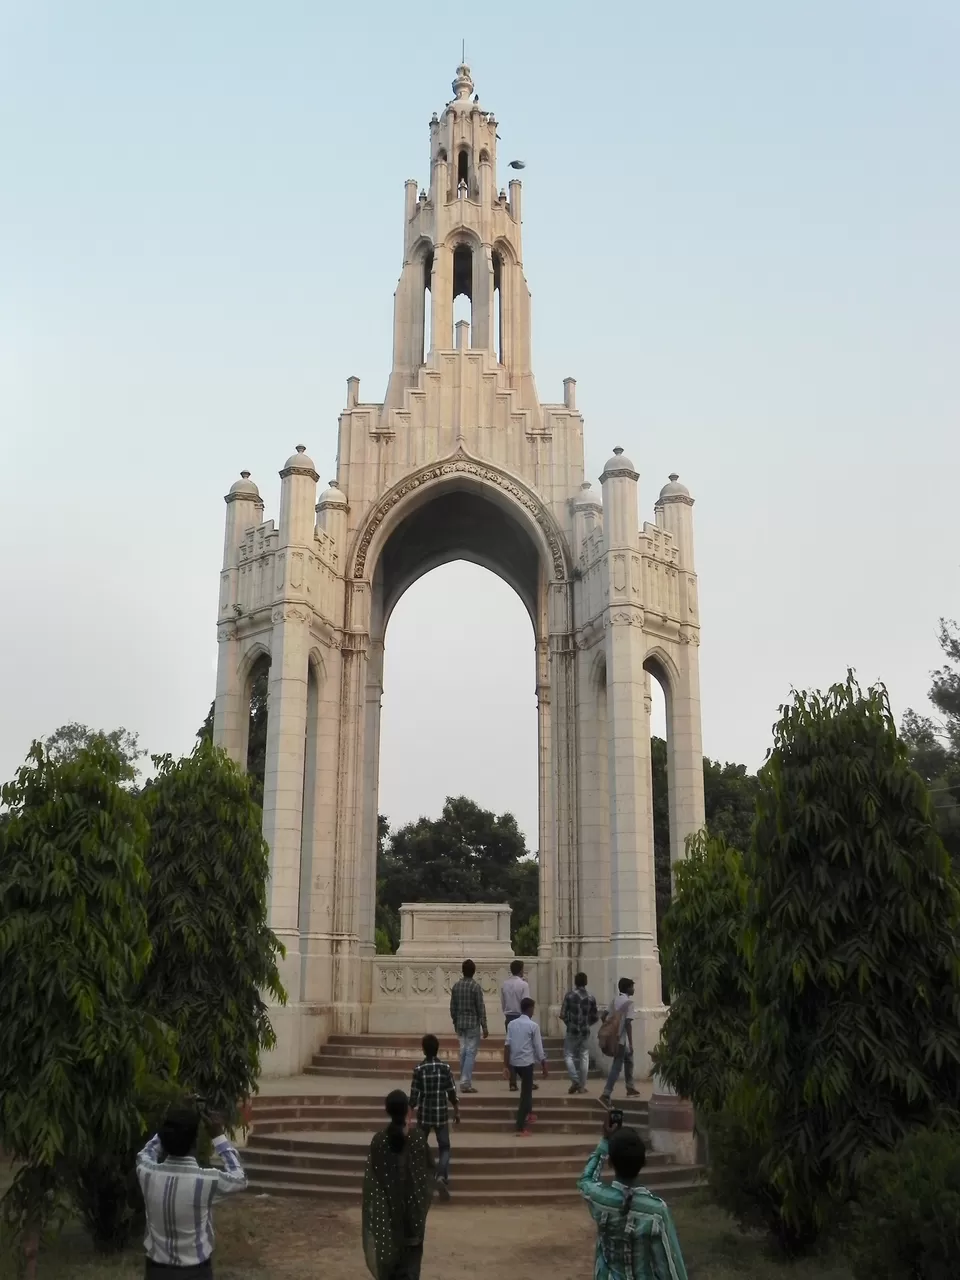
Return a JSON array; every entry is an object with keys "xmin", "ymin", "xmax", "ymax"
[{"xmin": 136, "ymin": 1104, "xmax": 247, "ymax": 1276}]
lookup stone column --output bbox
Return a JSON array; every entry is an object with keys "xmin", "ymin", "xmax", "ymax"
[
  {"xmin": 214, "ymin": 473, "xmax": 263, "ymax": 762},
  {"xmin": 600, "ymin": 448, "xmax": 663, "ymax": 1066}
]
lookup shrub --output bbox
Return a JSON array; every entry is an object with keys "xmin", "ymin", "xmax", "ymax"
[
  {"xmin": 651, "ymin": 831, "xmax": 750, "ymax": 1118},
  {"xmin": 844, "ymin": 1128, "xmax": 960, "ymax": 1279},
  {"xmin": 139, "ymin": 742, "xmax": 285, "ymax": 1128},
  {"xmin": 0, "ymin": 741, "xmax": 172, "ymax": 1271},
  {"xmin": 741, "ymin": 675, "xmax": 960, "ymax": 1247}
]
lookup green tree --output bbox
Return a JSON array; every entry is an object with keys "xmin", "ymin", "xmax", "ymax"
[
  {"xmin": 651, "ymin": 737, "xmax": 757, "ymax": 996},
  {"xmin": 650, "ymin": 831, "xmax": 750, "ymax": 1118},
  {"xmin": 0, "ymin": 741, "xmax": 170, "ymax": 1273},
  {"xmin": 196, "ymin": 660, "xmax": 269, "ymax": 804},
  {"xmin": 740, "ymin": 674, "xmax": 960, "ymax": 1249},
  {"xmin": 42, "ymin": 722, "xmax": 143, "ymax": 782},
  {"xmin": 902, "ymin": 618, "xmax": 960, "ymax": 868},
  {"xmin": 377, "ymin": 797, "xmax": 537, "ymax": 945},
  {"xmin": 139, "ymin": 740, "xmax": 286, "ymax": 1128}
]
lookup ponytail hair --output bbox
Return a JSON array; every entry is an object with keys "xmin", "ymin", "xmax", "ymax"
[{"xmin": 384, "ymin": 1089, "xmax": 409, "ymax": 1153}]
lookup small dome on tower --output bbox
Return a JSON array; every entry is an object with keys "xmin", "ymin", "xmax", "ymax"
[
  {"xmin": 282, "ymin": 444, "xmax": 316, "ymax": 472},
  {"xmin": 602, "ymin": 446, "xmax": 636, "ymax": 473},
  {"xmin": 658, "ymin": 473, "xmax": 691, "ymax": 501},
  {"xmin": 317, "ymin": 479, "xmax": 347, "ymax": 507},
  {"xmin": 228, "ymin": 470, "xmax": 260, "ymax": 498}
]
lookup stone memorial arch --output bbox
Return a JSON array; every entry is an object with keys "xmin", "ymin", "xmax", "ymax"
[{"xmin": 212, "ymin": 64, "xmax": 705, "ymax": 1074}]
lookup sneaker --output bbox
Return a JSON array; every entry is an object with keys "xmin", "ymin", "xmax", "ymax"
[
  {"xmin": 626, "ymin": 1087, "xmax": 641, "ymax": 1097},
  {"xmin": 578, "ymin": 1086, "xmax": 589, "ymax": 1094},
  {"xmin": 461, "ymin": 1084, "xmax": 478, "ymax": 1094},
  {"xmin": 532, "ymin": 1083, "xmax": 539, "ymax": 1091},
  {"xmin": 567, "ymin": 1083, "xmax": 580, "ymax": 1095},
  {"xmin": 516, "ymin": 1129, "xmax": 534, "ymax": 1138},
  {"xmin": 508, "ymin": 1083, "xmax": 518, "ymax": 1092},
  {"xmin": 599, "ymin": 1093, "xmax": 611, "ymax": 1106},
  {"xmin": 435, "ymin": 1176, "xmax": 451, "ymax": 1202},
  {"xmin": 527, "ymin": 1113, "xmax": 538, "ymax": 1125}
]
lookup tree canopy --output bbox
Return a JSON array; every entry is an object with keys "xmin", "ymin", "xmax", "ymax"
[
  {"xmin": 0, "ymin": 740, "xmax": 171, "ymax": 1259},
  {"xmin": 139, "ymin": 741, "xmax": 286, "ymax": 1125},
  {"xmin": 376, "ymin": 796, "xmax": 538, "ymax": 951},
  {"xmin": 902, "ymin": 618, "xmax": 960, "ymax": 867},
  {"xmin": 742, "ymin": 674, "xmax": 960, "ymax": 1244}
]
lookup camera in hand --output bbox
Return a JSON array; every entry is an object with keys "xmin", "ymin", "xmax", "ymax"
[{"xmin": 608, "ymin": 1108, "xmax": 624, "ymax": 1129}]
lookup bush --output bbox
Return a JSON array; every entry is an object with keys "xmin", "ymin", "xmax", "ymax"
[
  {"xmin": 740, "ymin": 675, "xmax": 960, "ymax": 1246},
  {"xmin": 0, "ymin": 741, "xmax": 173, "ymax": 1269},
  {"xmin": 651, "ymin": 832, "xmax": 750, "ymax": 1118},
  {"xmin": 139, "ymin": 742, "xmax": 285, "ymax": 1129},
  {"xmin": 845, "ymin": 1128, "xmax": 960, "ymax": 1279}
]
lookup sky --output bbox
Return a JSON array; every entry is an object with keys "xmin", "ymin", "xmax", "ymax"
[{"xmin": 2, "ymin": 2, "xmax": 958, "ymax": 846}]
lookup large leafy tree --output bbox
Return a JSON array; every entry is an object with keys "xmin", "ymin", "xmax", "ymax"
[
  {"xmin": 902, "ymin": 618, "xmax": 960, "ymax": 868},
  {"xmin": 650, "ymin": 831, "xmax": 750, "ymax": 1117},
  {"xmin": 0, "ymin": 741, "xmax": 169, "ymax": 1272},
  {"xmin": 376, "ymin": 796, "xmax": 537, "ymax": 949},
  {"xmin": 139, "ymin": 741, "xmax": 286, "ymax": 1126},
  {"xmin": 740, "ymin": 674, "xmax": 960, "ymax": 1247}
]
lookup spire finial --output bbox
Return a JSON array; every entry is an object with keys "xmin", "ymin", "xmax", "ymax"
[{"xmin": 452, "ymin": 60, "xmax": 473, "ymax": 100}]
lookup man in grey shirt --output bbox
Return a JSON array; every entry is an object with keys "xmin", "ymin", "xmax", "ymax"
[{"xmin": 500, "ymin": 959, "xmax": 530, "ymax": 1091}]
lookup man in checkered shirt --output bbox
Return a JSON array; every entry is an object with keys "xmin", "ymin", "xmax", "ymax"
[
  {"xmin": 560, "ymin": 971, "xmax": 599, "ymax": 1094},
  {"xmin": 448, "ymin": 957, "xmax": 488, "ymax": 1092},
  {"xmin": 410, "ymin": 1032, "xmax": 460, "ymax": 1199}
]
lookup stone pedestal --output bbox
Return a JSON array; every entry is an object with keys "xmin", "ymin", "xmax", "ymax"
[
  {"xmin": 397, "ymin": 902, "xmax": 514, "ymax": 959},
  {"xmin": 647, "ymin": 1074, "xmax": 697, "ymax": 1164}
]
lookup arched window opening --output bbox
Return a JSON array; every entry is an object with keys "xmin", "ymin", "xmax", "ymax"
[
  {"xmin": 378, "ymin": 562, "xmax": 539, "ymax": 954},
  {"xmin": 457, "ymin": 148, "xmax": 469, "ymax": 196},
  {"xmin": 492, "ymin": 250, "xmax": 504, "ymax": 364},
  {"xmin": 644, "ymin": 663, "xmax": 671, "ymax": 1002},
  {"xmin": 244, "ymin": 653, "xmax": 271, "ymax": 806},
  {"xmin": 422, "ymin": 248, "xmax": 433, "ymax": 364},
  {"xmin": 453, "ymin": 242, "xmax": 473, "ymax": 332},
  {"xmin": 479, "ymin": 148, "xmax": 490, "ymax": 165},
  {"xmin": 437, "ymin": 147, "xmax": 447, "ymax": 163}
]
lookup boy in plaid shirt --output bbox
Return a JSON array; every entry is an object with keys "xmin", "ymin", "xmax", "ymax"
[{"xmin": 409, "ymin": 1032, "xmax": 460, "ymax": 1200}]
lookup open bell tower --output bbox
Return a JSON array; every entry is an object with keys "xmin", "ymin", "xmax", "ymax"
[{"xmin": 212, "ymin": 63, "xmax": 706, "ymax": 1076}]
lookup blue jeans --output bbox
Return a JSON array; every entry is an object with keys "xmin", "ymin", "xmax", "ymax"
[
  {"xmin": 457, "ymin": 1028, "xmax": 481, "ymax": 1087},
  {"xmin": 603, "ymin": 1043, "xmax": 634, "ymax": 1096},
  {"xmin": 420, "ymin": 1123, "xmax": 451, "ymax": 1180},
  {"xmin": 564, "ymin": 1030, "xmax": 590, "ymax": 1088}
]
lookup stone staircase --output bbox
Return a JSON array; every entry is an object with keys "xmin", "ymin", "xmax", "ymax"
[
  {"xmin": 304, "ymin": 1032, "xmax": 579, "ymax": 1079},
  {"xmin": 245, "ymin": 1035, "xmax": 704, "ymax": 1205}
]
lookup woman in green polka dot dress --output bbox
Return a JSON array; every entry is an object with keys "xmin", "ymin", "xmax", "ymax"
[{"xmin": 362, "ymin": 1089, "xmax": 436, "ymax": 1280}]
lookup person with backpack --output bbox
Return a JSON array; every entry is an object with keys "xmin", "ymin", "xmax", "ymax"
[
  {"xmin": 559, "ymin": 971, "xmax": 599, "ymax": 1094},
  {"xmin": 598, "ymin": 977, "xmax": 641, "ymax": 1105},
  {"xmin": 578, "ymin": 1111, "xmax": 689, "ymax": 1280}
]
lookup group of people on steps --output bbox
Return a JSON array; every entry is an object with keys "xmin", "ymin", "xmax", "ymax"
[
  {"xmin": 128, "ymin": 957, "xmax": 686, "ymax": 1280},
  {"xmin": 362, "ymin": 959, "xmax": 689, "ymax": 1280}
]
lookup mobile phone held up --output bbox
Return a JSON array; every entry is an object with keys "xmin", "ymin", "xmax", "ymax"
[{"xmin": 608, "ymin": 1108, "xmax": 624, "ymax": 1130}]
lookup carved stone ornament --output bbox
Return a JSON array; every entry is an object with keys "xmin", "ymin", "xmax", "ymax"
[
  {"xmin": 271, "ymin": 606, "xmax": 311, "ymax": 625},
  {"xmin": 352, "ymin": 451, "xmax": 567, "ymax": 581},
  {"xmin": 608, "ymin": 609, "xmax": 642, "ymax": 627},
  {"xmin": 378, "ymin": 967, "xmax": 405, "ymax": 996},
  {"xmin": 409, "ymin": 967, "xmax": 437, "ymax": 997},
  {"xmin": 217, "ymin": 623, "xmax": 238, "ymax": 643}
]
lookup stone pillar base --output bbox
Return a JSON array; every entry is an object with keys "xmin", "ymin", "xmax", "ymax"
[{"xmin": 648, "ymin": 1086, "xmax": 697, "ymax": 1165}]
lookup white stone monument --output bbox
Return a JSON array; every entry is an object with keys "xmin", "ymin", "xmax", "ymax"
[{"xmin": 212, "ymin": 63, "xmax": 705, "ymax": 1075}]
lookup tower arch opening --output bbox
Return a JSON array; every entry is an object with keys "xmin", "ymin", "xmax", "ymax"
[{"xmin": 452, "ymin": 242, "xmax": 473, "ymax": 334}]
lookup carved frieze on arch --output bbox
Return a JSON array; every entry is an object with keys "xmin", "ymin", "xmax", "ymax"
[{"xmin": 350, "ymin": 450, "xmax": 569, "ymax": 583}]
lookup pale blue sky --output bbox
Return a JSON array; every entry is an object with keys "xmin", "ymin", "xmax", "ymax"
[{"xmin": 2, "ymin": 3, "xmax": 958, "ymax": 844}]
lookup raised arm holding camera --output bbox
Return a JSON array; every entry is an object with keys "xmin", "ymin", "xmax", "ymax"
[
  {"xmin": 577, "ymin": 1112, "xmax": 689, "ymax": 1280},
  {"xmin": 135, "ymin": 1099, "xmax": 247, "ymax": 1278}
]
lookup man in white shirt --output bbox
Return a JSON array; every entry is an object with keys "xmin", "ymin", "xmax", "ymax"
[
  {"xmin": 503, "ymin": 997, "xmax": 549, "ymax": 1135},
  {"xmin": 500, "ymin": 959, "xmax": 530, "ymax": 1092},
  {"xmin": 600, "ymin": 977, "xmax": 642, "ymax": 1105},
  {"xmin": 136, "ymin": 1103, "xmax": 247, "ymax": 1276}
]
